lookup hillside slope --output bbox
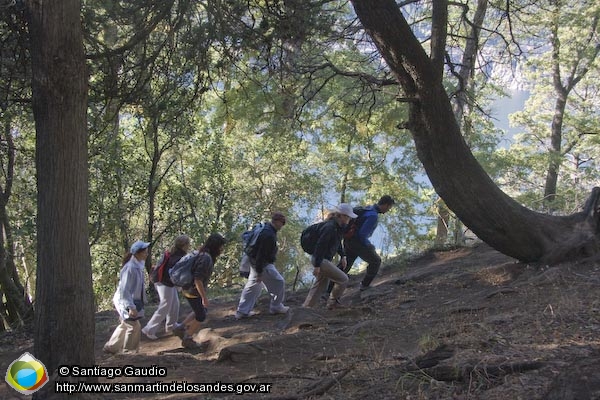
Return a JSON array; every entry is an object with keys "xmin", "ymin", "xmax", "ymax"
[{"xmin": 2, "ymin": 242, "xmax": 600, "ymax": 399}]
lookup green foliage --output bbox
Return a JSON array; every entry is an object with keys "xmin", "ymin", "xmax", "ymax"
[
  {"xmin": 500, "ymin": 0, "xmax": 600, "ymax": 212},
  {"xmin": 8, "ymin": 0, "xmax": 600, "ymax": 310}
]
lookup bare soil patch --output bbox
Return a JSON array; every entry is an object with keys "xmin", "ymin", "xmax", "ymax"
[{"xmin": 2, "ymin": 242, "xmax": 600, "ymax": 399}]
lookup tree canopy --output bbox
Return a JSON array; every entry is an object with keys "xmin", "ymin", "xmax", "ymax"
[{"xmin": 1, "ymin": 0, "xmax": 600, "ymax": 379}]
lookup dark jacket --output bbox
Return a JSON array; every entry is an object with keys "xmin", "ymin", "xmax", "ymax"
[
  {"xmin": 159, "ymin": 248, "xmax": 187, "ymax": 287},
  {"xmin": 183, "ymin": 252, "xmax": 214, "ymax": 297},
  {"xmin": 313, "ymin": 218, "xmax": 345, "ymax": 268},
  {"xmin": 253, "ymin": 222, "xmax": 278, "ymax": 274}
]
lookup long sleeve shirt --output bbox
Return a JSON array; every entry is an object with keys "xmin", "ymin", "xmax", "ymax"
[
  {"xmin": 313, "ymin": 219, "xmax": 345, "ymax": 268},
  {"xmin": 183, "ymin": 252, "xmax": 214, "ymax": 298},
  {"xmin": 254, "ymin": 223, "xmax": 278, "ymax": 274},
  {"xmin": 113, "ymin": 256, "xmax": 147, "ymax": 320},
  {"xmin": 356, "ymin": 205, "xmax": 382, "ymax": 247}
]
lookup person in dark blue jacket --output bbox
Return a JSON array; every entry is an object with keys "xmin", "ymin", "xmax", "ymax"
[
  {"xmin": 235, "ymin": 212, "xmax": 289, "ymax": 319},
  {"xmin": 344, "ymin": 195, "xmax": 395, "ymax": 290}
]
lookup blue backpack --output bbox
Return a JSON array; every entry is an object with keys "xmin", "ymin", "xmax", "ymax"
[
  {"xmin": 242, "ymin": 223, "xmax": 265, "ymax": 259},
  {"xmin": 169, "ymin": 251, "xmax": 199, "ymax": 287}
]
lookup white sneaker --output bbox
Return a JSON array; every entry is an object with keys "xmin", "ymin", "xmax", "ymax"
[
  {"xmin": 141, "ymin": 327, "xmax": 158, "ymax": 340},
  {"xmin": 269, "ymin": 305, "xmax": 290, "ymax": 315},
  {"xmin": 235, "ymin": 311, "xmax": 258, "ymax": 320},
  {"xmin": 234, "ymin": 311, "xmax": 247, "ymax": 320}
]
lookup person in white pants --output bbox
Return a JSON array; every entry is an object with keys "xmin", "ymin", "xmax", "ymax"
[
  {"xmin": 104, "ymin": 240, "xmax": 149, "ymax": 354},
  {"xmin": 142, "ymin": 235, "xmax": 190, "ymax": 340},
  {"xmin": 236, "ymin": 213, "xmax": 289, "ymax": 319}
]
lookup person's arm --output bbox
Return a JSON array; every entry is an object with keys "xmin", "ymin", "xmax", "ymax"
[
  {"xmin": 119, "ymin": 266, "xmax": 138, "ymax": 318},
  {"xmin": 254, "ymin": 232, "xmax": 276, "ymax": 274},
  {"xmin": 192, "ymin": 253, "xmax": 214, "ymax": 305},
  {"xmin": 357, "ymin": 213, "xmax": 377, "ymax": 246},
  {"xmin": 338, "ymin": 241, "xmax": 347, "ymax": 269},
  {"xmin": 313, "ymin": 223, "xmax": 334, "ymax": 268},
  {"xmin": 194, "ymin": 278, "xmax": 209, "ymax": 308}
]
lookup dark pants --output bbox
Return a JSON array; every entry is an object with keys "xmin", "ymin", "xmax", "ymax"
[
  {"xmin": 327, "ymin": 239, "xmax": 381, "ymax": 293},
  {"xmin": 186, "ymin": 297, "xmax": 207, "ymax": 322}
]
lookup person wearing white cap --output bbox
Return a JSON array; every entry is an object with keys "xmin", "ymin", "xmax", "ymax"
[
  {"xmin": 302, "ymin": 204, "xmax": 357, "ymax": 309},
  {"xmin": 103, "ymin": 240, "xmax": 150, "ymax": 354}
]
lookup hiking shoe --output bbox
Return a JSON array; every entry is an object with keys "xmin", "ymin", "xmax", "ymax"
[
  {"xmin": 141, "ymin": 327, "xmax": 158, "ymax": 340},
  {"xmin": 269, "ymin": 305, "xmax": 290, "ymax": 315},
  {"xmin": 103, "ymin": 345, "xmax": 117, "ymax": 354},
  {"xmin": 235, "ymin": 311, "xmax": 248, "ymax": 320},
  {"xmin": 172, "ymin": 323, "xmax": 186, "ymax": 338},
  {"xmin": 359, "ymin": 284, "xmax": 370, "ymax": 292},
  {"xmin": 182, "ymin": 337, "xmax": 208, "ymax": 351},
  {"xmin": 235, "ymin": 311, "xmax": 257, "ymax": 320},
  {"xmin": 326, "ymin": 298, "xmax": 347, "ymax": 310}
]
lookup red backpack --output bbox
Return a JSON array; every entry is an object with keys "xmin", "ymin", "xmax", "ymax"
[
  {"xmin": 343, "ymin": 206, "xmax": 367, "ymax": 239},
  {"xmin": 150, "ymin": 251, "xmax": 170, "ymax": 283}
]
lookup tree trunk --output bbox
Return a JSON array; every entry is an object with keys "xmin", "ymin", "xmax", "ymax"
[
  {"xmin": 0, "ymin": 119, "xmax": 34, "ymax": 326},
  {"xmin": 350, "ymin": 0, "xmax": 600, "ymax": 264},
  {"xmin": 435, "ymin": 200, "xmax": 449, "ymax": 247},
  {"xmin": 27, "ymin": 0, "xmax": 95, "ymax": 387}
]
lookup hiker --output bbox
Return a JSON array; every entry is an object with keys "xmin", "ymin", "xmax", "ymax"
[
  {"xmin": 235, "ymin": 212, "xmax": 289, "ymax": 319},
  {"xmin": 302, "ymin": 204, "xmax": 357, "ymax": 309},
  {"xmin": 142, "ymin": 235, "xmax": 191, "ymax": 340},
  {"xmin": 340, "ymin": 195, "xmax": 395, "ymax": 291},
  {"xmin": 104, "ymin": 240, "xmax": 150, "ymax": 354},
  {"xmin": 173, "ymin": 233, "xmax": 226, "ymax": 349}
]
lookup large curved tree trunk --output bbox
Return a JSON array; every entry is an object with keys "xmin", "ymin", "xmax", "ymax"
[{"xmin": 350, "ymin": 0, "xmax": 600, "ymax": 264}]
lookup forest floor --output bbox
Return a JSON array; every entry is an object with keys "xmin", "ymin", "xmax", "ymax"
[{"xmin": 2, "ymin": 242, "xmax": 600, "ymax": 399}]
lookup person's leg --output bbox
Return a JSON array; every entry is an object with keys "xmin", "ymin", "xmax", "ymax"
[
  {"xmin": 304, "ymin": 259, "xmax": 348, "ymax": 307},
  {"xmin": 165, "ymin": 286, "xmax": 180, "ymax": 332},
  {"xmin": 236, "ymin": 266, "xmax": 265, "ymax": 316},
  {"xmin": 142, "ymin": 283, "xmax": 169, "ymax": 338},
  {"xmin": 357, "ymin": 244, "xmax": 381, "ymax": 288},
  {"xmin": 261, "ymin": 264, "xmax": 287, "ymax": 313},
  {"xmin": 182, "ymin": 297, "xmax": 207, "ymax": 349},
  {"xmin": 122, "ymin": 319, "xmax": 141, "ymax": 353},
  {"xmin": 319, "ymin": 260, "xmax": 349, "ymax": 307},
  {"xmin": 326, "ymin": 246, "xmax": 358, "ymax": 295},
  {"xmin": 303, "ymin": 270, "xmax": 329, "ymax": 308},
  {"xmin": 104, "ymin": 319, "xmax": 127, "ymax": 353}
]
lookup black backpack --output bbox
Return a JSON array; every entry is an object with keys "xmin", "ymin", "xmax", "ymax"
[
  {"xmin": 343, "ymin": 206, "xmax": 368, "ymax": 239},
  {"xmin": 300, "ymin": 221, "xmax": 327, "ymax": 255}
]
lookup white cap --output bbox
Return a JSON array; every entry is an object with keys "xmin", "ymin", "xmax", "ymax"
[{"xmin": 335, "ymin": 203, "xmax": 358, "ymax": 218}]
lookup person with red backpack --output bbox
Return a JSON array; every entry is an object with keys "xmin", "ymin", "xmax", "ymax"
[{"xmin": 142, "ymin": 235, "xmax": 190, "ymax": 340}]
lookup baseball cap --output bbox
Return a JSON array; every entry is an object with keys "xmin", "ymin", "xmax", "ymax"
[
  {"xmin": 335, "ymin": 203, "xmax": 358, "ymax": 218},
  {"xmin": 130, "ymin": 240, "xmax": 150, "ymax": 254}
]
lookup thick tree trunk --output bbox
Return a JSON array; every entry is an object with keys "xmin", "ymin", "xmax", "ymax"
[
  {"xmin": 350, "ymin": 0, "xmax": 600, "ymax": 264},
  {"xmin": 27, "ymin": 0, "xmax": 95, "ymax": 387}
]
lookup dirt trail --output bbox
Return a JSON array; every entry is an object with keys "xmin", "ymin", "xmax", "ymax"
[{"xmin": 2, "ymin": 242, "xmax": 600, "ymax": 399}]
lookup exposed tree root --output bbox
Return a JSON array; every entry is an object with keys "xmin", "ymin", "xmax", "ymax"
[
  {"xmin": 425, "ymin": 360, "xmax": 544, "ymax": 382},
  {"xmin": 268, "ymin": 366, "xmax": 354, "ymax": 400}
]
